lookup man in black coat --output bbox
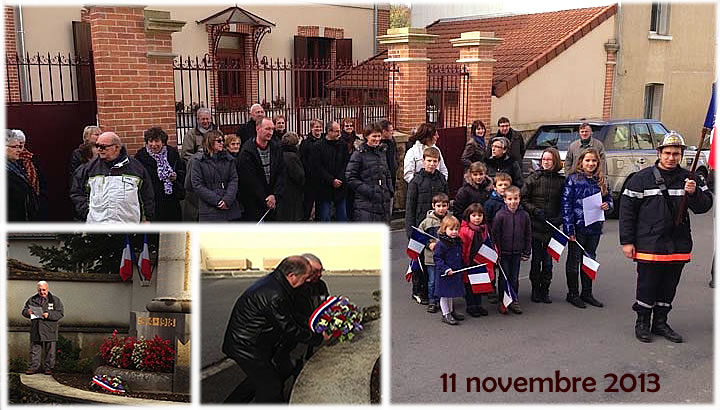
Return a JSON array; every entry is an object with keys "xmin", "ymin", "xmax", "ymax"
[
  {"xmin": 237, "ymin": 117, "xmax": 285, "ymax": 221},
  {"xmin": 311, "ymin": 121, "xmax": 350, "ymax": 221},
  {"xmin": 222, "ymin": 256, "xmax": 325, "ymax": 403},
  {"xmin": 235, "ymin": 103, "xmax": 266, "ymax": 145}
]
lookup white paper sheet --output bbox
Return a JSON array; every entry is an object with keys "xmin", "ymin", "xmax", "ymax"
[{"xmin": 582, "ymin": 192, "xmax": 605, "ymax": 225}]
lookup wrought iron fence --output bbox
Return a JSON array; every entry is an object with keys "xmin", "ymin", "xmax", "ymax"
[
  {"xmin": 426, "ymin": 64, "xmax": 468, "ymax": 129},
  {"xmin": 5, "ymin": 52, "xmax": 95, "ymax": 103},
  {"xmin": 173, "ymin": 55, "xmax": 396, "ymax": 144}
]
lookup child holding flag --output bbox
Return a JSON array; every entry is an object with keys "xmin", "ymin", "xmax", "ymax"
[
  {"xmin": 433, "ymin": 216, "xmax": 466, "ymax": 325},
  {"xmin": 492, "ymin": 185, "xmax": 531, "ymax": 314},
  {"xmin": 418, "ymin": 193, "xmax": 450, "ymax": 313},
  {"xmin": 520, "ymin": 147, "xmax": 565, "ymax": 303},
  {"xmin": 458, "ymin": 203, "xmax": 492, "ymax": 317},
  {"xmin": 561, "ymin": 148, "xmax": 612, "ymax": 309}
]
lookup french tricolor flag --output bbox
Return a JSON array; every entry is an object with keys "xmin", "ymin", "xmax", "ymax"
[
  {"xmin": 547, "ymin": 229, "xmax": 568, "ymax": 262},
  {"xmin": 407, "ymin": 228, "xmax": 433, "ymax": 260},
  {"xmin": 406, "ymin": 259, "xmax": 423, "ymax": 282},
  {"xmin": 501, "ymin": 269, "xmax": 518, "ymax": 311},
  {"xmin": 473, "ymin": 235, "xmax": 498, "ymax": 278},
  {"xmin": 582, "ymin": 255, "xmax": 600, "ymax": 281},
  {"xmin": 467, "ymin": 264, "xmax": 493, "ymax": 294},
  {"xmin": 138, "ymin": 234, "xmax": 152, "ymax": 281},
  {"xmin": 119, "ymin": 236, "xmax": 133, "ymax": 281}
]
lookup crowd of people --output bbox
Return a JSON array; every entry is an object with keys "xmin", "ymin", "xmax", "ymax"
[
  {"xmin": 7, "ymin": 103, "xmax": 415, "ymax": 223},
  {"xmin": 405, "ymin": 123, "xmax": 712, "ymax": 345}
]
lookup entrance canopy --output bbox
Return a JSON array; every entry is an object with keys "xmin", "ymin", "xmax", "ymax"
[{"xmin": 197, "ymin": 6, "xmax": 276, "ymax": 62}]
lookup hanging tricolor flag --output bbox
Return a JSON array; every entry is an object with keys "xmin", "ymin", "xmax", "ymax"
[
  {"xmin": 500, "ymin": 266, "xmax": 518, "ymax": 311},
  {"xmin": 704, "ymin": 82, "xmax": 716, "ymax": 169},
  {"xmin": 466, "ymin": 264, "xmax": 493, "ymax": 294},
  {"xmin": 547, "ymin": 228, "xmax": 569, "ymax": 262},
  {"xmin": 582, "ymin": 255, "xmax": 600, "ymax": 281},
  {"xmin": 406, "ymin": 228, "xmax": 434, "ymax": 260},
  {"xmin": 405, "ymin": 258, "xmax": 423, "ymax": 282},
  {"xmin": 138, "ymin": 234, "xmax": 152, "ymax": 281},
  {"xmin": 119, "ymin": 235, "xmax": 134, "ymax": 281},
  {"xmin": 473, "ymin": 235, "xmax": 498, "ymax": 278}
]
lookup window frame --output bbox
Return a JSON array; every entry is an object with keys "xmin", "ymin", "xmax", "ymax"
[{"xmin": 644, "ymin": 83, "xmax": 664, "ymax": 120}]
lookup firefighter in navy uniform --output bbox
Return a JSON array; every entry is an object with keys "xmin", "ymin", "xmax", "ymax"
[{"xmin": 620, "ymin": 131, "xmax": 713, "ymax": 343}]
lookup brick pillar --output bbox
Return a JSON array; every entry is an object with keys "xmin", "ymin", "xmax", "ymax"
[
  {"xmin": 88, "ymin": 7, "xmax": 184, "ymax": 152},
  {"xmin": 450, "ymin": 31, "xmax": 503, "ymax": 139},
  {"xmin": 4, "ymin": 6, "xmax": 20, "ymax": 102},
  {"xmin": 603, "ymin": 40, "xmax": 619, "ymax": 121},
  {"xmin": 379, "ymin": 28, "xmax": 437, "ymax": 211},
  {"xmin": 376, "ymin": 7, "xmax": 390, "ymax": 53},
  {"xmin": 378, "ymin": 27, "xmax": 437, "ymax": 134}
]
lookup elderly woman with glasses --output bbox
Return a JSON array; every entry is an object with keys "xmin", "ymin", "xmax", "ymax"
[
  {"xmin": 134, "ymin": 127, "xmax": 186, "ymax": 221},
  {"xmin": 7, "ymin": 129, "xmax": 46, "ymax": 221},
  {"xmin": 190, "ymin": 130, "xmax": 242, "ymax": 221},
  {"xmin": 486, "ymin": 136, "xmax": 524, "ymax": 187}
]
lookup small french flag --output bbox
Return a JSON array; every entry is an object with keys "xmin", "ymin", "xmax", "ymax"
[
  {"xmin": 119, "ymin": 236, "xmax": 133, "ymax": 281},
  {"xmin": 467, "ymin": 265, "xmax": 493, "ymax": 294},
  {"xmin": 406, "ymin": 259, "xmax": 423, "ymax": 282},
  {"xmin": 501, "ymin": 270, "xmax": 518, "ymax": 310},
  {"xmin": 473, "ymin": 235, "xmax": 498, "ymax": 278},
  {"xmin": 407, "ymin": 228, "xmax": 433, "ymax": 260},
  {"xmin": 547, "ymin": 229, "xmax": 568, "ymax": 262},
  {"xmin": 582, "ymin": 255, "xmax": 600, "ymax": 280},
  {"xmin": 138, "ymin": 234, "xmax": 152, "ymax": 281}
]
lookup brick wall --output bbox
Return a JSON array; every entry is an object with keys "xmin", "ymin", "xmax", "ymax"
[
  {"xmin": 88, "ymin": 6, "xmax": 177, "ymax": 151},
  {"xmin": 386, "ymin": 43, "xmax": 429, "ymax": 134},
  {"xmin": 297, "ymin": 25, "xmax": 319, "ymax": 37},
  {"xmin": 323, "ymin": 27, "xmax": 344, "ymax": 39},
  {"xmin": 376, "ymin": 8, "xmax": 390, "ymax": 53},
  {"xmin": 5, "ymin": 6, "xmax": 20, "ymax": 102}
]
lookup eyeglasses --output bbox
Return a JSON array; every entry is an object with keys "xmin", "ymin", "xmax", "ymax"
[
  {"xmin": 344, "ymin": 124, "xmax": 354, "ymax": 128},
  {"xmin": 214, "ymin": 138, "xmax": 224, "ymax": 143},
  {"xmin": 95, "ymin": 143, "xmax": 117, "ymax": 150}
]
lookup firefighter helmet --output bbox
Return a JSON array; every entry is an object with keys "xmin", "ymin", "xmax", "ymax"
[{"xmin": 657, "ymin": 131, "xmax": 686, "ymax": 150}]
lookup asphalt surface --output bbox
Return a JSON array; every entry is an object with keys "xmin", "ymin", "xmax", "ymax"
[
  {"xmin": 201, "ymin": 274, "xmax": 381, "ymax": 369},
  {"xmin": 390, "ymin": 209, "xmax": 714, "ymax": 403}
]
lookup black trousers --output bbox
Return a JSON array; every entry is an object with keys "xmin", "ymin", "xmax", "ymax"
[
  {"xmin": 633, "ymin": 262, "xmax": 684, "ymax": 313},
  {"xmin": 411, "ymin": 258, "xmax": 428, "ymax": 298},
  {"xmin": 225, "ymin": 358, "xmax": 286, "ymax": 403}
]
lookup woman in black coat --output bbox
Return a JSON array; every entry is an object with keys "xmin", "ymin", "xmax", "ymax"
[
  {"xmin": 345, "ymin": 122, "xmax": 394, "ymax": 222},
  {"xmin": 190, "ymin": 130, "xmax": 242, "ymax": 222},
  {"xmin": 135, "ymin": 127, "xmax": 186, "ymax": 222},
  {"xmin": 486, "ymin": 136, "xmax": 524, "ymax": 187},
  {"xmin": 276, "ymin": 132, "xmax": 305, "ymax": 221},
  {"xmin": 520, "ymin": 147, "xmax": 565, "ymax": 303}
]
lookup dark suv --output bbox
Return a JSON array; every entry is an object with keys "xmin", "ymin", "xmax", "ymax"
[{"xmin": 522, "ymin": 119, "xmax": 711, "ymax": 215}]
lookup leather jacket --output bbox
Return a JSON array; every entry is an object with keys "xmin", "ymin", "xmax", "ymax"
[{"xmin": 222, "ymin": 269, "xmax": 323, "ymax": 362}]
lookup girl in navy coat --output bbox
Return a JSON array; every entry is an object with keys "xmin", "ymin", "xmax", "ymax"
[
  {"xmin": 561, "ymin": 148, "xmax": 613, "ymax": 309},
  {"xmin": 433, "ymin": 215, "xmax": 466, "ymax": 326}
]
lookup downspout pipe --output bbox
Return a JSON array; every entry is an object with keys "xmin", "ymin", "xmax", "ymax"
[
  {"xmin": 15, "ymin": 5, "xmax": 29, "ymax": 101},
  {"xmin": 373, "ymin": 3, "xmax": 378, "ymax": 54}
]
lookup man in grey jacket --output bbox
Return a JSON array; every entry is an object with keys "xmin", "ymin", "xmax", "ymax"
[
  {"xmin": 21, "ymin": 281, "xmax": 64, "ymax": 375},
  {"xmin": 563, "ymin": 123, "xmax": 607, "ymax": 175}
]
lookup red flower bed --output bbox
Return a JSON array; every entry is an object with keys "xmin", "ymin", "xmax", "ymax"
[{"xmin": 99, "ymin": 330, "xmax": 176, "ymax": 373}]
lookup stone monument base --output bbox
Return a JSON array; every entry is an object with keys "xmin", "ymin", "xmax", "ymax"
[{"xmin": 94, "ymin": 365, "xmax": 172, "ymax": 393}]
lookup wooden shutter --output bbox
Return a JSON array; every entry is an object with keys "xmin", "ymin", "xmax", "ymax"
[
  {"xmin": 336, "ymin": 38, "xmax": 352, "ymax": 66},
  {"xmin": 72, "ymin": 21, "xmax": 95, "ymax": 101}
]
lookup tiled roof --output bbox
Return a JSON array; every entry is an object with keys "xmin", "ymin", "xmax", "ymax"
[{"xmin": 426, "ymin": 4, "xmax": 617, "ymax": 97}]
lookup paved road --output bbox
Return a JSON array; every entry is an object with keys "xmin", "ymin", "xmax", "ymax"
[
  {"xmin": 201, "ymin": 275, "xmax": 381, "ymax": 369},
  {"xmin": 390, "ymin": 209, "xmax": 714, "ymax": 403}
]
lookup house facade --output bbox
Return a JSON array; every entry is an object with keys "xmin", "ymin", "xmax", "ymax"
[{"xmin": 419, "ymin": 3, "xmax": 715, "ymax": 138}]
